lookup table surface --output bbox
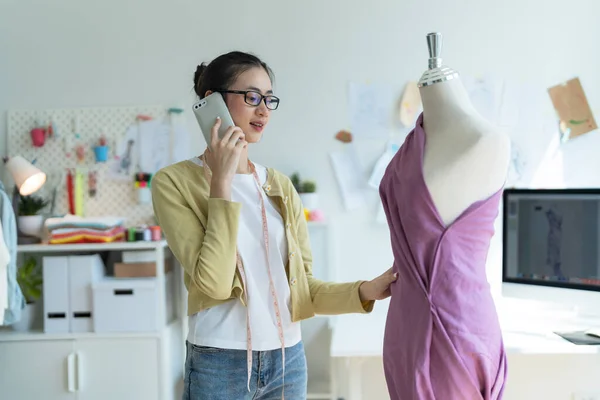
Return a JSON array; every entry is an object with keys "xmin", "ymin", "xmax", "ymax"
[{"xmin": 330, "ymin": 297, "xmax": 600, "ymax": 357}]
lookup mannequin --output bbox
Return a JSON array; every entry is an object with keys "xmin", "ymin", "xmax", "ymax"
[
  {"xmin": 418, "ymin": 32, "xmax": 510, "ymax": 226},
  {"xmin": 378, "ymin": 32, "xmax": 508, "ymax": 400}
]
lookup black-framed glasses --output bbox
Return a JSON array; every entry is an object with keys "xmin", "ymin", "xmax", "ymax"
[{"xmin": 217, "ymin": 90, "xmax": 280, "ymax": 110}]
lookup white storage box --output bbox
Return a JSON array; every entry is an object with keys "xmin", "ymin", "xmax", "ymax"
[
  {"xmin": 43, "ymin": 256, "xmax": 70, "ymax": 333},
  {"xmin": 92, "ymin": 278, "xmax": 159, "ymax": 333},
  {"xmin": 68, "ymin": 255, "xmax": 104, "ymax": 333},
  {"xmin": 122, "ymin": 250, "xmax": 157, "ymax": 264},
  {"xmin": 43, "ymin": 254, "xmax": 105, "ymax": 333}
]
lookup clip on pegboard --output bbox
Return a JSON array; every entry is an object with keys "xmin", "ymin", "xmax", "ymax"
[
  {"xmin": 134, "ymin": 172, "xmax": 152, "ymax": 188},
  {"xmin": 135, "ymin": 172, "xmax": 152, "ymax": 204}
]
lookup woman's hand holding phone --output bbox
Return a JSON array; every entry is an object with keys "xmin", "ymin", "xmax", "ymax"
[{"xmin": 206, "ymin": 117, "xmax": 248, "ymax": 200}]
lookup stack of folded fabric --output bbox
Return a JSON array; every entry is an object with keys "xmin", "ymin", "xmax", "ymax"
[{"xmin": 44, "ymin": 215, "xmax": 126, "ymax": 244}]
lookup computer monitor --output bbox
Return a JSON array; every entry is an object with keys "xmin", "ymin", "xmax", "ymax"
[{"xmin": 502, "ymin": 188, "xmax": 600, "ymax": 318}]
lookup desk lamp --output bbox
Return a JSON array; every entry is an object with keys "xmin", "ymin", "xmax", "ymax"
[{"xmin": 4, "ymin": 156, "xmax": 47, "ymax": 244}]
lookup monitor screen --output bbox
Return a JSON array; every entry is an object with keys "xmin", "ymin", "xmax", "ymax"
[{"xmin": 503, "ymin": 189, "xmax": 600, "ymax": 292}]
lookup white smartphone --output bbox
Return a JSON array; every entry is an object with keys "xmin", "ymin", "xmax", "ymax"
[{"xmin": 192, "ymin": 92, "xmax": 236, "ymax": 147}]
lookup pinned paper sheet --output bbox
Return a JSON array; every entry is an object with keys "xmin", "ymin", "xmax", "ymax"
[
  {"xmin": 548, "ymin": 77, "xmax": 597, "ymax": 140},
  {"xmin": 108, "ymin": 117, "xmax": 191, "ymax": 181},
  {"xmin": 462, "ymin": 75, "xmax": 504, "ymax": 125},
  {"xmin": 368, "ymin": 142, "xmax": 400, "ymax": 189},
  {"xmin": 398, "ymin": 82, "xmax": 421, "ymax": 127},
  {"xmin": 494, "ymin": 79, "xmax": 558, "ymax": 187},
  {"xmin": 376, "ymin": 200, "xmax": 387, "ymax": 224},
  {"xmin": 329, "ymin": 145, "xmax": 367, "ymax": 210},
  {"xmin": 347, "ymin": 82, "xmax": 398, "ymax": 139}
]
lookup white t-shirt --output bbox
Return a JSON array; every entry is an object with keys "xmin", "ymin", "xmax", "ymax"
[{"xmin": 187, "ymin": 158, "xmax": 302, "ymax": 350}]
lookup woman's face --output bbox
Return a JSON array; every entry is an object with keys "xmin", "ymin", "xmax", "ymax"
[{"xmin": 222, "ymin": 67, "xmax": 276, "ymax": 143}]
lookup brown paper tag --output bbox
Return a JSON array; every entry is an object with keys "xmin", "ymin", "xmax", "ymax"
[{"xmin": 548, "ymin": 77, "xmax": 597, "ymax": 139}]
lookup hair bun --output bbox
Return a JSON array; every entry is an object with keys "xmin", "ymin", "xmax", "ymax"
[
  {"xmin": 193, "ymin": 63, "xmax": 208, "ymax": 96},
  {"xmin": 194, "ymin": 63, "xmax": 207, "ymax": 84}
]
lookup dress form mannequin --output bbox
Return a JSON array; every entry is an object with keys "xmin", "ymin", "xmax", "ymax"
[
  {"xmin": 418, "ymin": 32, "xmax": 510, "ymax": 226},
  {"xmin": 378, "ymin": 32, "xmax": 509, "ymax": 400}
]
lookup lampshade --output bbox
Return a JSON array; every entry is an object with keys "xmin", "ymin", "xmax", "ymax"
[{"xmin": 6, "ymin": 156, "xmax": 47, "ymax": 196}]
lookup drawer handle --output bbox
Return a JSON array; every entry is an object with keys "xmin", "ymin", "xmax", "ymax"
[
  {"xmin": 114, "ymin": 289, "xmax": 134, "ymax": 296},
  {"xmin": 67, "ymin": 352, "xmax": 76, "ymax": 392},
  {"xmin": 47, "ymin": 312, "xmax": 66, "ymax": 319},
  {"xmin": 73, "ymin": 312, "xmax": 91, "ymax": 319}
]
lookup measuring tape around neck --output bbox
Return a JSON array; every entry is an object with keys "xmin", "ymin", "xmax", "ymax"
[{"xmin": 200, "ymin": 153, "xmax": 287, "ymax": 398}]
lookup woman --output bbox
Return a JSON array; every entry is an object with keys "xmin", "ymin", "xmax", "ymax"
[{"xmin": 151, "ymin": 51, "xmax": 397, "ymax": 400}]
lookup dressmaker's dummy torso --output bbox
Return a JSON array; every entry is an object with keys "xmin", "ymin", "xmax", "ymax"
[
  {"xmin": 379, "ymin": 33, "xmax": 509, "ymax": 400},
  {"xmin": 419, "ymin": 71, "xmax": 510, "ymax": 227}
]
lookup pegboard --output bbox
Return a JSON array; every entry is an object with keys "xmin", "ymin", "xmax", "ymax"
[{"xmin": 7, "ymin": 105, "xmax": 189, "ymax": 226}]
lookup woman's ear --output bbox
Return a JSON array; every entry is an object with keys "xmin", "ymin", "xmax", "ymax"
[{"xmin": 204, "ymin": 90, "xmax": 213, "ymax": 97}]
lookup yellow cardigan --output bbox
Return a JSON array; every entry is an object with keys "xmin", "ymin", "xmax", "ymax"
[{"xmin": 151, "ymin": 159, "xmax": 374, "ymax": 321}]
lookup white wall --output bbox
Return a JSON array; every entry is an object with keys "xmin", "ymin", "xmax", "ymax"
[
  {"xmin": 3, "ymin": 0, "xmax": 600, "ymax": 281},
  {"xmin": 2, "ymin": 0, "xmax": 600, "ymax": 398}
]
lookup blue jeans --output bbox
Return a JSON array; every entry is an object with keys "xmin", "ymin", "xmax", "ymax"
[{"xmin": 183, "ymin": 340, "xmax": 307, "ymax": 400}]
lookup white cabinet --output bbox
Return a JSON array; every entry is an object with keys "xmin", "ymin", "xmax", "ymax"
[
  {"xmin": 0, "ymin": 338, "xmax": 160, "ymax": 400},
  {"xmin": 75, "ymin": 338, "xmax": 159, "ymax": 400},
  {"xmin": 0, "ymin": 340, "xmax": 76, "ymax": 400},
  {"xmin": 2, "ymin": 241, "xmax": 186, "ymax": 400}
]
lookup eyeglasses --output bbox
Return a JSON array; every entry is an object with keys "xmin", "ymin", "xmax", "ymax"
[{"xmin": 217, "ymin": 90, "xmax": 280, "ymax": 110}]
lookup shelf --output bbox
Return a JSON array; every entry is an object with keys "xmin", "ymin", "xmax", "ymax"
[
  {"xmin": 0, "ymin": 318, "xmax": 183, "ymax": 342},
  {"xmin": 0, "ymin": 328, "xmax": 161, "ymax": 342},
  {"xmin": 17, "ymin": 240, "xmax": 168, "ymax": 253}
]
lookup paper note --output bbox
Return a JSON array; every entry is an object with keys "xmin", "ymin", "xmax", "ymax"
[
  {"xmin": 347, "ymin": 82, "xmax": 399, "ymax": 139},
  {"xmin": 376, "ymin": 200, "xmax": 387, "ymax": 224},
  {"xmin": 547, "ymin": 77, "xmax": 597, "ymax": 140},
  {"xmin": 368, "ymin": 142, "xmax": 400, "ymax": 189},
  {"xmin": 398, "ymin": 82, "xmax": 422, "ymax": 127},
  {"xmin": 137, "ymin": 119, "xmax": 191, "ymax": 172},
  {"xmin": 500, "ymin": 81, "xmax": 559, "ymax": 187},
  {"xmin": 462, "ymin": 75, "xmax": 504, "ymax": 125},
  {"xmin": 329, "ymin": 145, "xmax": 367, "ymax": 210},
  {"xmin": 108, "ymin": 117, "xmax": 191, "ymax": 181}
]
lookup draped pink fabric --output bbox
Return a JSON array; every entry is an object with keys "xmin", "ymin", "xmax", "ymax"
[{"xmin": 379, "ymin": 114, "xmax": 507, "ymax": 400}]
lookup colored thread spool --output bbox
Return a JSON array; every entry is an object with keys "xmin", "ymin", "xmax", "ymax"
[
  {"xmin": 150, "ymin": 226, "xmax": 161, "ymax": 241},
  {"xmin": 134, "ymin": 229, "xmax": 145, "ymax": 241},
  {"xmin": 128, "ymin": 227, "xmax": 136, "ymax": 242}
]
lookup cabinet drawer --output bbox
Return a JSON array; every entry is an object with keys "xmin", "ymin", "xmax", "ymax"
[{"xmin": 92, "ymin": 278, "xmax": 158, "ymax": 332}]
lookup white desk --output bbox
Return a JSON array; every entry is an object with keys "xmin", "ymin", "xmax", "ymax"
[{"xmin": 330, "ymin": 298, "xmax": 600, "ymax": 400}]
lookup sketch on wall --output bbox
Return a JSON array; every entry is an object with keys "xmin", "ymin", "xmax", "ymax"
[
  {"xmin": 107, "ymin": 116, "xmax": 190, "ymax": 182},
  {"xmin": 335, "ymin": 75, "xmax": 561, "ymax": 223}
]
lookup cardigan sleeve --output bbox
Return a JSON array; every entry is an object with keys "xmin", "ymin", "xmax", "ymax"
[{"xmin": 151, "ymin": 170, "xmax": 241, "ymax": 300}]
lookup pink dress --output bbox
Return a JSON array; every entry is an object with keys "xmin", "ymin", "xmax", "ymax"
[{"xmin": 379, "ymin": 114, "xmax": 507, "ymax": 400}]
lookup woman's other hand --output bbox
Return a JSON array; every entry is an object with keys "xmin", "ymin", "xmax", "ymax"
[{"xmin": 359, "ymin": 267, "xmax": 398, "ymax": 302}]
